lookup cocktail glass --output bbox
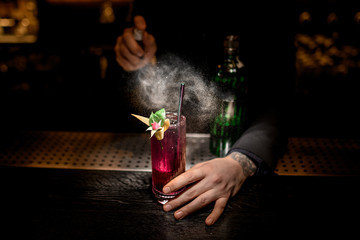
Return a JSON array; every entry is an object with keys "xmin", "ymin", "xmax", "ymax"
[{"xmin": 151, "ymin": 112, "xmax": 186, "ymax": 204}]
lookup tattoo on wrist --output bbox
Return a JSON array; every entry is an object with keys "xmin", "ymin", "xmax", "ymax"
[{"xmin": 229, "ymin": 152, "xmax": 257, "ymax": 177}]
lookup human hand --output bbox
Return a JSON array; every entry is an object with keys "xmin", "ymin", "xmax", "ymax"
[
  {"xmin": 162, "ymin": 152, "xmax": 257, "ymax": 225},
  {"xmin": 114, "ymin": 15, "xmax": 157, "ymax": 71}
]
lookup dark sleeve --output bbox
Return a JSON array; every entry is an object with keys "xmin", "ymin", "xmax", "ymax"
[{"xmin": 228, "ymin": 107, "xmax": 288, "ymax": 176}]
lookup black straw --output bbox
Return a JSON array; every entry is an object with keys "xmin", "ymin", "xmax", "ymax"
[{"xmin": 177, "ymin": 83, "xmax": 185, "ymax": 124}]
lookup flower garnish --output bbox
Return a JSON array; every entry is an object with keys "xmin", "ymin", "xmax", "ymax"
[
  {"xmin": 146, "ymin": 120, "xmax": 162, "ymax": 139},
  {"xmin": 151, "ymin": 122, "xmax": 161, "ymax": 130},
  {"xmin": 131, "ymin": 108, "xmax": 170, "ymax": 140}
]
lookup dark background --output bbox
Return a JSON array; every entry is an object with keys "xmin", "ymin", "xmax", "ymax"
[{"xmin": 1, "ymin": 0, "xmax": 360, "ymax": 138}]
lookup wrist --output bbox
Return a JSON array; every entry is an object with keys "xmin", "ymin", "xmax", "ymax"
[{"xmin": 228, "ymin": 152, "xmax": 257, "ymax": 177}]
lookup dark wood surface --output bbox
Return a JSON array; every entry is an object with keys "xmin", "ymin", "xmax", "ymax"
[{"xmin": 1, "ymin": 166, "xmax": 359, "ymax": 239}]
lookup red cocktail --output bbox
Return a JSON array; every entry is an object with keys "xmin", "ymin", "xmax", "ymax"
[{"xmin": 151, "ymin": 112, "xmax": 186, "ymax": 204}]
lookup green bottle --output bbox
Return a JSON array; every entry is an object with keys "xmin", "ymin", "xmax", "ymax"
[{"xmin": 210, "ymin": 35, "xmax": 247, "ymax": 157}]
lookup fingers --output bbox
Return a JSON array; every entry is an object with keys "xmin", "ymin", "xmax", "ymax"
[
  {"xmin": 114, "ymin": 35, "xmax": 144, "ymax": 72},
  {"xmin": 122, "ymin": 27, "xmax": 144, "ymax": 57},
  {"xmin": 114, "ymin": 15, "xmax": 157, "ymax": 71},
  {"xmin": 163, "ymin": 170, "xmax": 229, "ymax": 226},
  {"xmin": 115, "ymin": 28, "xmax": 150, "ymax": 71},
  {"xmin": 163, "ymin": 177, "xmax": 210, "ymax": 211},
  {"xmin": 205, "ymin": 197, "xmax": 228, "ymax": 226},
  {"xmin": 164, "ymin": 188, "xmax": 229, "ymax": 226},
  {"xmin": 170, "ymin": 189, "xmax": 217, "ymax": 219},
  {"xmin": 163, "ymin": 167, "xmax": 205, "ymax": 194}
]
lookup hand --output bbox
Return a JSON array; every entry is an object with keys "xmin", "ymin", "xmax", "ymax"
[
  {"xmin": 114, "ymin": 15, "xmax": 157, "ymax": 71},
  {"xmin": 162, "ymin": 152, "xmax": 257, "ymax": 225}
]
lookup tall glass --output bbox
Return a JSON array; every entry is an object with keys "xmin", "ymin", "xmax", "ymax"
[{"xmin": 151, "ymin": 112, "xmax": 186, "ymax": 204}]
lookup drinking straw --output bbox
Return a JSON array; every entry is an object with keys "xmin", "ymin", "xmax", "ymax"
[{"xmin": 177, "ymin": 83, "xmax": 185, "ymax": 124}]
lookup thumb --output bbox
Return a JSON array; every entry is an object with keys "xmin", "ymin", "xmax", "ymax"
[{"xmin": 134, "ymin": 15, "xmax": 147, "ymax": 31}]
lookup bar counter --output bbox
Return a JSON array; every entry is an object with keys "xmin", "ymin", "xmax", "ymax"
[{"xmin": 1, "ymin": 131, "xmax": 359, "ymax": 239}]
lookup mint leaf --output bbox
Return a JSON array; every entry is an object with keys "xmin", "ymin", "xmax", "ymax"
[{"xmin": 149, "ymin": 108, "xmax": 166, "ymax": 127}]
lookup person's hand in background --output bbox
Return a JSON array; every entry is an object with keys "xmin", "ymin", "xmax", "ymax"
[{"xmin": 114, "ymin": 15, "xmax": 157, "ymax": 71}]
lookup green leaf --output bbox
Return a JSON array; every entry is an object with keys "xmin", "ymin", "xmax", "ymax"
[{"xmin": 149, "ymin": 108, "xmax": 166, "ymax": 127}]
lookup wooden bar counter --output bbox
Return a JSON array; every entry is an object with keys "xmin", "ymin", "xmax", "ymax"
[{"xmin": 1, "ymin": 131, "xmax": 359, "ymax": 239}]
